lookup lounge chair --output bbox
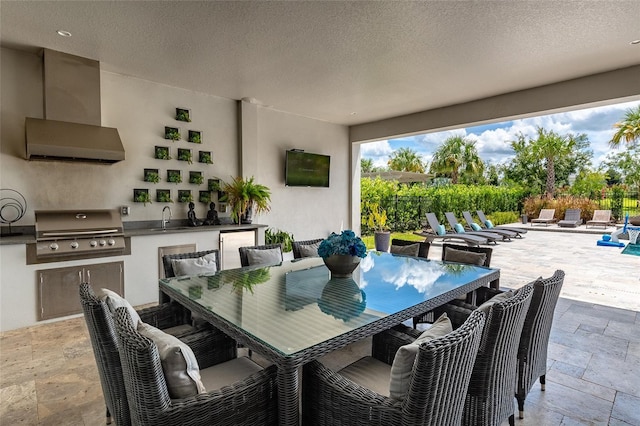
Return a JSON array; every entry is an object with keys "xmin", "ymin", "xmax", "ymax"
[
  {"xmin": 414, "ymin": 213, "xmax": 488, "ymax": 246},
  {"xmin": 531, "ymin": 209, "xmax": 557, "ymax": 226},
  {"xmin": 476, "ymin": 210, "xmax": 528, "ymax": 236},
  {"xmin": 557, "ymin": 208, "xmax": 582, "ymax": 228},
  {"xmin": 444, "ymin": 212, "xmax": 503, "ymax": 244},
  {"xmin": 462, "ymin": 211, "xmax": 518, "ymax": 240},
  {"xmin": 586, "ymin": 209, "xmax": 614, "ymax": 228}
]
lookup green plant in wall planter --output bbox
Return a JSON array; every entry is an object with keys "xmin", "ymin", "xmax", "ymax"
[
  {"xmin": 188, "ymin": 130, "xmax": 202, "ymax": 144},
  {"xmin": 189, "ymin": 171, "xmax": 204, "ymax": 185},
  {"xmin": 133, "ymin": 189, "xmax": 151, "ymax": 205},
  {"xmin": 199, "ymin": 191, "xmax": 212, "ymax": 203},
  {"xmin": 156, "ymin": 189, "xmax": 173, "ymax": 203},
  {"xmin": 155, "ymin": 146, "xmax": 171, "ymax": 160},
  {"xmin": 265, "ymin": 228, "xmax": 294, "ymax": 253},
  {"xmin": 167, "ymin": 170, "xmax": 182, "ymax": 184},
  {"xmin": 177, "ymin": 148, "xmax": 193, "ymax": 164},
  {"xmin": 165, "ymin": 126, "xmax": 181, "ymax": 141},
  {"xmin": 199, "ymin": 151, "xmax": 213, "ymax": 164},
  {"xmin": 178, "ymin": 190, "xmax": 193, "ymax": 203},
  {"xmin": 144, "ymin": 169, "xmax": 160, "ymax": 183},
  {"xmin": 208, "ymin": 178, "xmax": 221, "ymax": 192},
  {"xmin": 175, "ymin": 108, "xmax": 191, "ymax": 122}
]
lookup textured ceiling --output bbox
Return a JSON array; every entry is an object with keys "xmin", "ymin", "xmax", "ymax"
[{"xmin": 2, "ymin": 1, "xmax": 639, "ymax": 126}]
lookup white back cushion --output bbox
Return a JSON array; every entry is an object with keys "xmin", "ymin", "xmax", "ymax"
[
  {"xmin": 171, "ymin": 253, "xmax": 218, "ymax": 276},
  {"xmin": 100, "ymin": 288, "xmax": 141, "ymax": 326},
  {"xmin": 246, "ymin": 247, "xmax": 282, "ymax": 266}
]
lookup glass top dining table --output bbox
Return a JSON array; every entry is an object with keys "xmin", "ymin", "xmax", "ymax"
[{"xmin": 159, "ymin": 251, "xmax": 500, "ymax": 426}]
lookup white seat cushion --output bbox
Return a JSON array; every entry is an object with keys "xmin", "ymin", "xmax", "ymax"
[
  {"xmin": 246, "ymin": 247, "xmax": 282, "ymax": 266},
  {"xmin": 389, "ymin": 313, "xmax": 452, "ymax": 400},
  {"xmin": 199, "ymin": 356, "xmax": 263, "ymax": 390},
  {"xmin": 100, "ymin": 288, "xmax": 141, "ymax": 326},
  {"xmin": 137, "ymin": 322, "xmax": 206, "ymax": 399},
  {"xmin": 338, "ymin": 356, "xmax": 392, "ymax": 397},
  {"xmin": 171, "ymin": 253, "xmax": 218, "ymax": 276}
]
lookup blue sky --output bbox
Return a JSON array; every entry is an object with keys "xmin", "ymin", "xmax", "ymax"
[{"xmin": 361, "ymin": 99, "xmax": 640, "ymax": 170}]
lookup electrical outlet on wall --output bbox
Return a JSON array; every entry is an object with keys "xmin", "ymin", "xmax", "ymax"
[{"xmin": 121, "ymin": 206, "xmax": 130, "ymax": 216}]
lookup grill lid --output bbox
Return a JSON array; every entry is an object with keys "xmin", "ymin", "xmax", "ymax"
[{"xmin": 35, "ymin": 209, "xmax": 124, "ymax": 240}]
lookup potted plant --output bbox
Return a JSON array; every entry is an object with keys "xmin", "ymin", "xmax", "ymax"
[
  {"xmin": 133, "ymin": 189, "xmax": 151, "ymax": 205},
  {"xmin": 199, "ymin": 151, "xmax": 213, "ymax": 164},
  {"xmin": 167, "ymin": 170, "xmax": 182, "ymax": 184},
  {"xmin": 177, "ymin": 148, "xmax": 193, "ymax": 164},
  {"xmin": 265, "ymin": 228, "xmax": 294, "ymax": 253},
  {"xmin": 156, "ymin": 189, "xmax": 173, "ymax": 203},
  {"xmin": 221, "ymin": 176, "xmax": 271, "ymax": 224},
  {"xmin": 155, "ymin": 146, "xmax": 172, "ymax": 160},
  {"xmin": 144, "ymin": 169, "xmax": 160, "ymax": 183},
  {"xmin": 366, "ymin": 202, "xmax": 390, "ymax": 252},
  {"xmin": 189, "ymin": 171, "xmax": 204, "ymax": 185},
  {"xmin": 318, "ymin": 230, "xmax": 368, "ymax": 277},
  {"xmin": 178, "ymin": 190, "xmax": 193, "ymax": 203}
]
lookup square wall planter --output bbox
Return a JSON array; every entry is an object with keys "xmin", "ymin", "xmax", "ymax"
[
  {"xmin": 199, "ymin": 151, "xmax": 213, "ymax": 164},
  {"xmin": 208, "ymin": 178, "xmax": 220, "ymax": 192},
  {"xmin": 164, "ymin": 126, "xmax": 181, "ymax": 141},
  {"xmin": 178, "ymin": 190, "xmax": 193, "ymax": 203},
  {"xmin": 199, "ymin": 191, "xmax": 212, "ymax": 203},
  {"xmin": 156, "ymin": 189, "xmax": 172, "ymax": 203},
  {"xmin": 189, "ymin": 171, "xmax": 204, "ymax": 185},
  {"xmin": 133, "ymin": 188, "xmax": 151, "ymax": 204},
  {"xmin": 155, "ymin": 146, "xmax": 171, "ymax": 160},
  {"xmin": 188, "ymin": 130, "xmax": 202, "ymax": 144},
  {"xmin": 175, "ymin": 107, "xmax": 191, "ymax": 122},
  {"xmin": 144, "ymin": 168, "xmax": 160, "ymax": 183},
  {"xmin": 177, "ymin": 148, "xmax": 192, "ymax": 164},
  {"xmin": 167, "ymin": 170, "xmax": 182, "ymax": 184}
]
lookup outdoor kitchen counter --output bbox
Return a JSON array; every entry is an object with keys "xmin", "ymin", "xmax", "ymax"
[{"xmin": 0, "ymin": 223, "xmax": 267, "ymax": 245}]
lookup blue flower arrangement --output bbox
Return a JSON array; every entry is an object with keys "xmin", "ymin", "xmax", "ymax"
[{"xmin": 318, "ymin": 230, "xmax": 368, "ymax": 259}]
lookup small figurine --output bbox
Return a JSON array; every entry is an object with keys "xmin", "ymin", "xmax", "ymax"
[
  {"xmin": 187, "ymin": 202, "xmax": 202, "ymax": 227},
  {"xmin": 204, "ymin": 202, "xmax": 221, "ymax": 226}
]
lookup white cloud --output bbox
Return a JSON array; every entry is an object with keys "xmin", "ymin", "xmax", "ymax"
[{"xmin": 361, "ymin": 100, "xmax": 640, "ymax": 168}]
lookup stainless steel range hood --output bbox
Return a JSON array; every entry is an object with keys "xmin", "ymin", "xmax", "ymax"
[{"xmin": 25, "ymin": 49, "xmax": 125, "ymax": 164}]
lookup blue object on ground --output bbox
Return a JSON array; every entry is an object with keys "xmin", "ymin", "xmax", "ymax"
[
  {"xmin": 602, "ymin": 235, "xmax": 611, "ymax": 241},
  {"xmin": 597, "ymin": 240, "xmax": 625, "ymax": 247}
]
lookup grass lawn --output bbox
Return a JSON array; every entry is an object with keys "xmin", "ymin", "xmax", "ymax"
[{"xmin": 362, "ymin": 231, "xmax": 424, "ymax": 250}]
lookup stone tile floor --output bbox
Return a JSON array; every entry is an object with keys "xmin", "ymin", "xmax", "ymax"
[{"xmin": 1, "ymin": 227, "xmax": 639, "ymax": 425}]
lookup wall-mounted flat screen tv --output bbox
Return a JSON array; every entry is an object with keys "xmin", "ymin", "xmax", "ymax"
[{"xmin": 285, "ymin": 150, "xmax": 330, "ymax": 187}]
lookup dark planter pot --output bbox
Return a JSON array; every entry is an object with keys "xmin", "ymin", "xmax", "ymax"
[
  {"xmin": 322, "ymin": 255, "xmax": 361, "ymax": 278},
  {"xmin": 374, "ymin": 231, "xmax": 391, "ymax": 252}
]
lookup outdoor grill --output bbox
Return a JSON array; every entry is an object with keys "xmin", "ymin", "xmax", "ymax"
[{"xmin": 30, "ymin": 209, "xmax": 128, "ymax": 262}]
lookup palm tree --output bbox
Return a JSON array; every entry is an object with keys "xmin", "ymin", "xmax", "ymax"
[
  {"xmin": 387, "ymin": 147, "xmax": 426, "ymax": 173},
  {"xmin": 530, "ymin": 127, "xmax": 576, "ymax": 197},
  {"xmin": 610, "ymin": 105, "xmax": 640, "ymax": 147},
  {"xmin": 429, "ymin": 135, "xmax": 483, "ymax": 184}
]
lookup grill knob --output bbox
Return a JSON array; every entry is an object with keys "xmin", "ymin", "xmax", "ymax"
[
  {"xmin": 90, "ymin": 240, "xmax": 98, "ymax": 247},
  {"xmin": 99, "ymin": 240, "xmax": 107, "ymax": 246},
  {"xmin": 70, "ymin": 242, "xmax": 79, "ymax": 249},
  {"xmin": 107, "ymin": 239, "xmax": 116, "ymax": 246},
  {"xmin": 49, "ymin": 243, "xmax": 59, "ymax": 251}
]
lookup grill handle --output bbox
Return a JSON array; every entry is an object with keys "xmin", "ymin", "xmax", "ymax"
[{"xmin": 41, "ymin": 229, "xmax": 120, "ymax": 237}]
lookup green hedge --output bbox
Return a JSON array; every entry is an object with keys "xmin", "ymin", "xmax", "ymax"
[{"xmin": 361, "ymin": 179, "xmax": 528, "ymax": 234}]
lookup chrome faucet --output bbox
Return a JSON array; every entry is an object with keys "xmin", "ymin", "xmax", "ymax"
[{"xmin": 161, "ymin": 206, "xmax": 172, "ymax": 230}]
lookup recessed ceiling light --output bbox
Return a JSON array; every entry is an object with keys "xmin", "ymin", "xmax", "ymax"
[
  {"xmin": 630, "ymin": 39, "xmax": 640, "ymax": 45},
  {"xmin": 350, "ymin": 112, "xmax": 357, "ymax": 116},
  {"xmin": 56, "ymin": 30, "xmax": 72, "ymax": 37}
]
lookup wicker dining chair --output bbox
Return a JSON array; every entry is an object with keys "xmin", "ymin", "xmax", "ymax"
[
  {"xmin": 112, "ymin": 307, "xmax": 279, "ymax": 426},
  {"xmin": 162, "ymin": 249, "xmax": 221, "ymax": 278},
  {"xmin": 302, "ymin": 310, "xmax": 486, "ymax": 426},
  {"xmin": 80, "ymin": 283, "xmax": 236, "ymax": 426},
  {"xmin": 390, "ymin": 238, "xmax": 431, "ymax": 258},
  {"xmin": 292, "ymin": 238, "xmax": 324, "ymax": 259},
  {"xmin": 439, "ymin": 283, "xmax": 534, "ymax": 426},
  {"xmin": 238, "ymin": 243, "xmax": 283, "ymax": 267},
  {"xmin": 516, "ymin": 270, "xmax": 565, "ymax": 419},
  {"xmin": 412, "ymin": 243, "xmax": 494, "ymax": 328}
]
